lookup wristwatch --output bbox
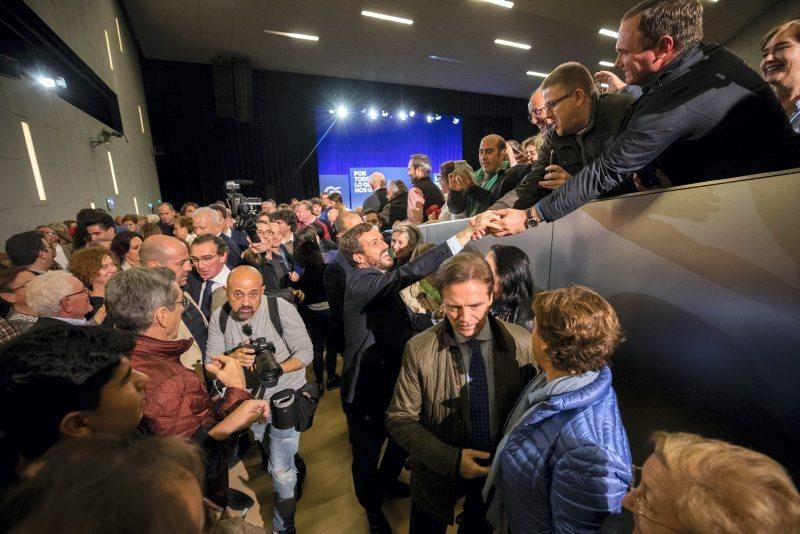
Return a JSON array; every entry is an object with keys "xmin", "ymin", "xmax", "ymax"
[{"xmin": 524, "ymin": 207, "xmax": 540, "ymax": 230}]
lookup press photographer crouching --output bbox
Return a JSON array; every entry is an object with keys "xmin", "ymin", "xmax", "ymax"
[{"xmin": 206, "ymin": 265, "xmax": 313, "ymax": 534}]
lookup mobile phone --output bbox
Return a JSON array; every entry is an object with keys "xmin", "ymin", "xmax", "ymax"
[{"xmin": 454, "ymin": 160, "xmax": 469, "ymax": 173}]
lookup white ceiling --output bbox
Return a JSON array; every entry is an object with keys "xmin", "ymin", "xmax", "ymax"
[{"xmin": 124, "ymin": 0, "xmax": 776, "ymax": 99}]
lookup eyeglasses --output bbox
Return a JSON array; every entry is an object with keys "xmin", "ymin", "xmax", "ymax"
[
  {"xmin": 172, "ymin": 296, "xmax": 189, "ymax": 309},
  {"xmin": 230, "ymin": 290, "xmax": 262, "ymax": 300},
  {"xmin": 61, "ymin": 288, "xmax": 90, "ymax": 301},
  {"xmin": 529, "ymin": 105, "xmax": 547, "ymax": 120},
  {"xmin": 7, "ymin": 280, "xmax": 33, "ymax": 292},
  {"xmin": 189, "ymin": 254, "xmax": 220, "ymax": 265},
  {"xmin": 629, "ymin": 465, "xmax": 681, "ymax": 532},
  {"xmin": 541, "ymin": 90, "xmax": 576, "ymax": 114}
]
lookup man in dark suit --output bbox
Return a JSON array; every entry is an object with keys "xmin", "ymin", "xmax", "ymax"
[
  {"xmin": 337, "ymin": 221, "xmax": 476, "ymax": 532},
  {"xmin": 191, "ymin": 207, "xmax": 240, "ymax": 271},
  {"xmin": 362, "ymin": 172, "xmax": 388, "ymax": 213},
  {"xmin": 185, "ymin": 235, "xmax": 231, "ymax": 324},
  {"xmin": 25, "ymin": 271, "xmax": 94, "ymax": 327},
  {"xmin": 156, "ymin": 202, "xmax": 176, "ymax": 236}
]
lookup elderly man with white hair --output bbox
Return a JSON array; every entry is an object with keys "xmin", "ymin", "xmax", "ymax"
[
  {"xmin": 190, "ymin": 206, "xmax": 241, "ymax": 270},
  {"xmin": 26, "ymin": 271, "xmax": 95, "ymax": 327},
  {"xmin": 362, "ymin": 172, "xmax": 388, "ymax": 213}
]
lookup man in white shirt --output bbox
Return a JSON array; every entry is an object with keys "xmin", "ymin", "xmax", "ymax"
[{"xmin": 185, "ymin": 234, "xmax": 231, "ymax": 321}]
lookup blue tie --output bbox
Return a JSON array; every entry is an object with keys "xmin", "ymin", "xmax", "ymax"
[
  {"xmin": 468, "ymin": 338, "xmax": 491, "ymax": 452},
  {"xmin": 200, "ymin": 281, "xmax": 214, "ymax": 320}
]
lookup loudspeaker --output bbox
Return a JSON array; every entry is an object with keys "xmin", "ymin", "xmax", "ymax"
[{"xmin": 232, "ymin": 57, "xmax": 252, "ymax": 123}]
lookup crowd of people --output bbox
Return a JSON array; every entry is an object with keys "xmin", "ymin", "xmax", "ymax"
[{"xmin": 1, "ymin": 1, "xmax": 800, "ymax": 532}]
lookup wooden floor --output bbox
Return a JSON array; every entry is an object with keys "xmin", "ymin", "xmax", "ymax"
[{"xmin": 228, "ymin": 367, "xmax": 460, "ymax": 533}]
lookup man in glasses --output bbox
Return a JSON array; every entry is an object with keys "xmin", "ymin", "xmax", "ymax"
[
  {"xmin": 191, "ymin": 207, "xmax": 241, "ymax": 270},
  {"xmin": 0, "ymin": 267, "xmax": 38, "ymax": 333},
  {"xmin": 241, "ymin": 220, "xmax": 296, "ymax": 303},
  {"xmin": 527, "ymin": 89, "xmax": 551, "ymax": 135},
  {"xmin": 26, "ymin": 271, "xmax": 94, "ymax": 327},
  {"xmin": 483, "ymin": 61, "xmax": 635, "ymax": 220},
  {"xmin": 206, "ymin": 265, "xmax": 313, "ymax": 534},
  {"xmin": 186, "ymin": 234, "xmax": 231, "ymax": 321}
]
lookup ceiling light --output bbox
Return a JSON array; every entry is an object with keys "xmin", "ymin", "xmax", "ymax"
[
  {"xmin": 599, "ymin": 60, "xmax": 615, "ymax": 67},
  {"xmin": 361, "ymin": 10, "xmax": 413, "ymax": 25},
  {"xmin": 328, "ymin": 109, "xmax": 335, "ymax": 114},
  {"xmin": 599, "ymin": 28, "xmax": 619, "ymax": 39},
  {"xmin": 264, "ymin": 30, "xmax": 319, "ymax": 41},
  {"xmin": 480, "ymin": 0, "xmax": 514, "ymax": 7},
  {"xmin": 494, "ymin": 39, "xmax": 531, "ymax": 50},
  {"xmin": 409, "ymin": 111, "xmax": 415, "ymax": 117},
  {"xmin": 368, "ymin": 109, "xmax": 378, "ymax": 120},
  {"xmin": 104, "ymin": 29, "xmax": 114, "ymax": 70},
  {"xmin": 526, "ymin": 71, "xmax": 548, "ymax": 78},
  {"xmin": 426, "ymin": 115, "xmax": 433, "ymax": 123},
  {"xmin": 37, "ymin": 76, "xmax": 56, "ymax": 88},
  {"xmin": 428, "ymin": 55, "xmax": 467, "ymax": 64},
  {"xmin": 336, "ymin": 106, "xmax": 348, "ymax": 118},
  {"xmin": 398, "ymin": 111, "xmax": 408, "ymax": 121},
  {"xmin": 381, "ymin": 110, "xmax": 389, "ymax": 117},
  {"xmin": 452, "ymin": 118, "xmax": 460, "ymax": 125},
  {"xmin": 434, "ymin": 114, "xmax": 441, "ymax": 121}
]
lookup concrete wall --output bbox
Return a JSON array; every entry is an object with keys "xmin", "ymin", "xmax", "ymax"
[
  {"xmin": 725, "ymin": 0, "xmax": 799, "ymax": 70},
  {"xmin": 0, "ymin": 0, "xmax": 160, "ymax": 246}
]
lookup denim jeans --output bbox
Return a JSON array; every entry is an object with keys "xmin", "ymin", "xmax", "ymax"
[{"xmin": 252, "ymin": 421, "xmax": 300, "ymax": 534}]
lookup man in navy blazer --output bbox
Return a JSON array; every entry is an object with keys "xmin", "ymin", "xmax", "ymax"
[{"xmin": 191, "ymin": 207, "xmax": 240, "ymax": 271}]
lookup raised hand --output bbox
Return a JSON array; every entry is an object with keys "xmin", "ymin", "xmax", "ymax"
[{"xmin": 593, "ymin": 70, "xmax": 626, "ymax": 93}]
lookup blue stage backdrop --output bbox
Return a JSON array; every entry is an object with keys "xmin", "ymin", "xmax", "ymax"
[{"xmin": 315, "ymin": 109, "xmax": 462, "ymax": 207}]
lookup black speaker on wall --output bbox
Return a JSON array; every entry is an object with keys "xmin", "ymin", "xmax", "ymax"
[{"xmin": 212, "ymin": 56, "xmax": 252, "ymax": 123}]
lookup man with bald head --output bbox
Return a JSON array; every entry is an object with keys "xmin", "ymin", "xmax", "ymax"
[
  {"xmin": 528, "ymin": 88, "xmax": 551, "ymax": 135},
  {"xmin": 206, "ymin": 265, "xmax": 313, "ymax": 534},
  {"xmin": 191, "ymin": 206, "xmax": 240, "ymax": 270},
  {"xmin": 140, "ymin": 234, "xmax": 209, "ymax": 357},
  {"xmin": 447, "ymin": 134, "xmax": 532, "ymax": 217},
  {"xmin": 362, "ymin": 172, "xmax": 388, "ymax": 213}
]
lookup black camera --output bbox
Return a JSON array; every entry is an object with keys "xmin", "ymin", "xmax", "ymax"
[
  {"xmin": 245, "ymin": 337, "xmax": 283, "ymax": 388},
  {"xmin": 224, "ymin": 180, "xmax": 262, "ymax": 244}
]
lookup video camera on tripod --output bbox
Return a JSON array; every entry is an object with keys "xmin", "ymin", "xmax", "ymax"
[{"xmin": 225, "ymin": 180, "xmax": 262, "ymax": 243}]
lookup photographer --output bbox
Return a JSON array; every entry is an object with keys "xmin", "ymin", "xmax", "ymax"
[{"xmin": 206, "ymin": 266, "xmax": 313, "ymax": 534}]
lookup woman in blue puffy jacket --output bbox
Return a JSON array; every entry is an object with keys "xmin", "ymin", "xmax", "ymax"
[{"xmin": 483, "ymin": 285, "xmax": 632, "ymax": 533}]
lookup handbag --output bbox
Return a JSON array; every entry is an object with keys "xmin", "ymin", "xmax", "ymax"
[{"xmin": 294, "ymin": 382, "xmax": 320, "ymax": 432}]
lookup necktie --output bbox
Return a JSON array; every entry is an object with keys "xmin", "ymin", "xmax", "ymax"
[
  {"xmin": 468, "ymin": 338, "xmax": 491, "ymax": 452},
  {"xmin": 200, "ymin": 280, "xmax": 214, "ymax": 320}
]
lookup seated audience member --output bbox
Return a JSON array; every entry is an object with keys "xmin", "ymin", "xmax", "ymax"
[
  {"xmin": 36, "ymin": 225, "xmax": 69, "ymax": 268},
  {"xmin": 180, "ymin": 201, "xmax": 199, "ymax": 217},
  {"xmin": 485, "ymin": 244, "xmax": 535, "ymax": 331},
  {"xmin": 186, "ymin": 234, "xmax": 231, "ymax": 321},
  {"xmin": 387, "ymin": 252, "xmax": 534, "ymax": 533},
  {"xmin": 138, "ymin": 221, "xmax": 162, "ymax": 241},
  {"xmin": 0, "ymin": 326, "xmax": 147, "ymax": 480},
  {"xmin": 0, "ymin": 317, "xmax": 18, "ymax": 344},
  {"xmin": 120, "ymin": 213, "xmax": 139, "ymax": 232},
  {"xmin": 0, "ymin": 267, "xmax": 38, "ymax": 333},
  {"xmin": 4, "ymin": 231, "xmax": 55, "ymax": 273},
  {"xmin": 26, "ymin": 271, "xmax": 94, "ymax": 326},
  {"xmin": 380, "ymin": 179, "xmax": 409, "ymax": 229},
  {"xmin": 270, "ymin": 208, "xmax": 296, "ymax": 258},
  {"xmin": 761, "ymin": 19, "xmax": 800, "ymax": 132},
  {"xmin": 338, "ymin": 221, "xmax": 479, "ymax": 531},
  {"xmin": 521, "ymin": 135, "xmax": 542, "ymax": 163},
  {"xmin": 448, "ymin": 134, "xmax": 532, "ymax": 218},
  {"xmin": 173, "ymin": 215, "xmax": 197, "ymax": 243},
  {"xmin": 140, "ymin": 235, "xmax": 207, "ymax": 356},
  {"xmin": 192, "ymin": 207, "xmax": 240, "ymax": 270},
  {"xmin": 390, "ymin": 222, "xmax": 421, "ymax": 268},
  {"xmin": 292, "ymin": 226, "xmax": 337, "ymax": 392},
  {"xmin": 399, "ymin": 243, "xmax": 441, "ymax": 316},
  {"xmin": 157, "ymin": 202, "xmax": 177, "ymax": 236},
  {"xmin": 620, "ymin": 431, "xmax": 800, "ymax": 533},
  {"xmin": 68, "ymin": 246, "xmax": 119, "ymax": 322},
  {"xmin": 363, "ymin": 172, "xmax": 388, "ymax": 213},
  {"xmin": 295, "ymin": 200, "xmax": 331, "ymax": 241},
  {"xmin": 105, "ymin": 267, "xmax": 267, "ymax": 507},
  {"xmin": 242, "ymin": 220, "xmax": 295, "ymax": 302},
  {"xmin": 484, "ymin": 285, "xmax": 631, "ymax": 532},
  {"xmin": 362, "ymin": 209, "xmax": 382, "ymax": 230},
  {"xmin": 407, "ymin": 154, "xmax": 445, "ymax": 224},
  {"xmin": 487, "ymin": 0, "xmax": 800, "ymax": 233},
  {"xmin": 0, "ymin": 435, "xmax": 269, "ymax": 533},
  {"xmin": 80, "ymin": 209, "xmax": 117, "ymax": 250},
  {"xmin": 110, "ymin": 231, "xmax": 143, "ymax": 270}
]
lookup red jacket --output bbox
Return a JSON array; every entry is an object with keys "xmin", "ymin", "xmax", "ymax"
[{"xmin": 130, "ymin": 334, "xmax": 251, "ymax": 438}]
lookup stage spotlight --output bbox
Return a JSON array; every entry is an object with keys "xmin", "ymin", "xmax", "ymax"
[
  {"xmin": 37, "ymin": 76, "xmax": 56, "ymax": 88},
  {"xmin": 336, "ymin": 106, "xmax": 348, "ymax": 118},
  {"xmin": 398, "ymin": 111, "xmax": 408, "ymax": 121},
  {"xmin": 452, "ymin": 117, "xmax": 460, "ymax": 125},
  {"xmin": 361, "ymin": 108, "xmax": 367, "ymax": 114},
  {"xmin": 426, "ymin": 115, "xmax": 434, "ymax": 123},
  {"xmin": 368, "ymin": 108, "xmax": 379, "ymax": 120},
  {"xmin": 328, "ymin": 109, "xmax": 335, "ymax": 114},
  {"xmin": 409, "ymin": 111, "xmax": 416, "ymax": 117},
  {"xmin": 434, "ymin": 114, "xmax": 441, "ymax": 121},
  {"xmin": 381, "ymin": 110, "xmax": 389, "ymax": 117}
]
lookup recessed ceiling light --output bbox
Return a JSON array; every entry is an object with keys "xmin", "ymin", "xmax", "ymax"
[
  {"xmin": 361, "ymin": 10, "xmax": 413, "ymax": 25},
  {"xmin": 526, "ymin": 71, "xmax": 548, "ymax": 78},
  {"xmin": 599, "ymin": 28, "xmax": 619, "ymax": 39},
  {"xmin": 599, "ymin": 61, "xmax": 615, "ymax": 67},
  {"xmin": 264, "ymin": 30, "xmax": 319, "ymax": 41},
  {"xmin": 480, "ymin": 0, "xmax": 514, "ymax": 7},
  {"xmin": 495, "ymin": 39, "xmax": 531, "ymax": 50}
]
